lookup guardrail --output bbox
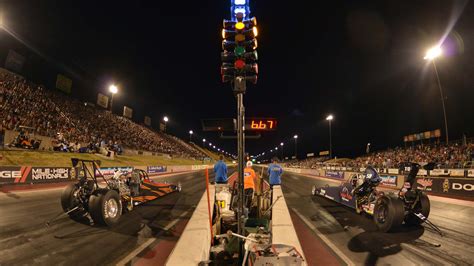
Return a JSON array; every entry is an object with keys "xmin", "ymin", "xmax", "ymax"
[{"xmin": 0, "ymin": 164, "xmax": 213, "ymax": 185}]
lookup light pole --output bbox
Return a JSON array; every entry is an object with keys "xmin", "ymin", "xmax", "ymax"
[
  {"xmin": 189, "ymin": 130, "xmax": 193, "ymax": 142},
  {"xmin": 163, "ymin": 116, "xmax": 169, "ymax": 132},
  {"xmin": 326, "ymin": 115, "xmax": 334, "ymax": 159},
  {"xmin": 424, "ymin": 45, "xmax": 449, "ymax": 144},
  {"xmin": 293, "ymin": 135, "xmax": 298, "ymax": 159},
  {"xmin": 280, "ymin": 142, "xmax": 284, "ymax": 160},
  {"xmin": 108, "ymin": 84, "xmax": 118, "ymax": 112}
]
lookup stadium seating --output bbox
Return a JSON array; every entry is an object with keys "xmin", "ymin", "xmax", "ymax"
[{"xmin": 0, "ymin": 68, "xmax": 207, "ymax": 159}]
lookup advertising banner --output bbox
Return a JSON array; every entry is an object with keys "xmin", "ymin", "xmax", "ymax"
[
  {"xmin": 417, "ymin": 169, "xmax": 428, "ymax": 176},
  {"xmin": 326, "ymin": 171, "xmax": 344, "ymax": 179},
  {"xmin": 416, "ymin": 178, "xmax": 474, "ymax": 198},
  {"xmin": 56, "ymin": 74, "xmax": 72, "ymax": 94},
  {"xmin": 5, "ymin": 49, "xmax": 25, "ymax": 73},
  {"xmin": 380, "ymin": 175, "xmax": 397, "ymax": 187},
  {"xmin": 388, "ymin": 168, "xmax": 399, "ymax": 174},
  {"xmin": 449, "ymin": 169, "xmax": 465, "ymax": 177},
  {"xmin": 1, "ymin": 167, "xmax": 73, "ymax": 184},
  {"xmin": 144, "ymin": 116, "xmax": 152, "ymax": 126},
  {"xmin": 99, "ymin": 167, "xmax": 133, "ymax": 177},
  {"xmin": 416, "ymin": 178, "xmax": 434, "ymax": 192},
  {"xmin": 123, "ymin": 106, "xmax": 133, "ymax": 119},
  {"xmin": 147, "ymin": 166, "xmax": 167, "ymax": 174},
  {"xmin": 30, "ymin": 167, "xmax": 71, "ymax": 183},
  {"xmin": 319, "ymin": 151, "xmax": 329, "ymax": 156},
  {"xmin": 307, "ymin": 153, "xmax": 314, "ymax": 157},
  {"xmin": 430, "ymin": 169, "xmax": 450, "ymax": 177},
  {"xmin": 0, "ymin": 166, "xmax": 30, "ymax": 184},
  {"xmin": 97, "ymin": 93, "xmax": 109, "ymax": 108}
]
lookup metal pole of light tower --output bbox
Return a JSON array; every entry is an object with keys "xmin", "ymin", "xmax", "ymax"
[
  {"xmin": 432, "ymin": 60, "xmax": 449, "ymax": 144},
  {"xmin": 329, "ymin": 119, "xmax": 332, "ymax": 159},
  {"xmin": 234, "ymin": 77, "xmax": 246, "ymax": 244}
]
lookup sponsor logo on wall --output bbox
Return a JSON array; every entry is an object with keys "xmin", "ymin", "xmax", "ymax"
[
  {"xmin": 147, "ymin": 166, "xmax": 167, "ymax": 174},
  {"xmin": 0, "ymin": 167, "xmax": 32, "ymax": 184},
  {"xmin": 325, "ymin": 171, "xmax": 344, "ymax": 179},
  {"xmin": 380, "ymin": 175, "xmax": 397, "ymax": 187},
  {"xmin": 31, "ymin": 167, "xmax": 70, "ymax": 181},
  {"xmin": 99, "ymin": 167, "xmax": 134, "ymax": 177},
  {"xmin": 416, "ymin": 178, "xmax": 433, "ymax": 191}
]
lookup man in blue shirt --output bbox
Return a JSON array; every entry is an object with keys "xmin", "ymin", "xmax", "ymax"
[
  {"xmin": 267, "ymin": 158, "xmax": 283, "ymax": 186},
  {"xmin": 214, "ymin": 155, "xmax": 228, "ymax": 184}
]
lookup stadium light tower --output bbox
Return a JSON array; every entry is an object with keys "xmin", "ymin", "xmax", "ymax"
[
  {"xmin": 108, "ymin": 84, "xmax": 118, "ymax": 112},
  {"xmin": 326, "ymin": 115, "xmax": 334, "ymax": 158},
  {"xmin": 189, "ymin": 130, "xmax": 194, "ymax": 142},
  {"xmin": 293, "ymin": 135, "xmax": 298, "ymax": 159},
  {"xmin": 424, "ymin": 45, "xmax": 449, "ymax": 144},
  {"xmin": 163, "ymin": 116, "xmax": 169, "ymax": 132}
]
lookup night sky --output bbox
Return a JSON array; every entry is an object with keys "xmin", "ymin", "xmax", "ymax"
[{"xmin": 1, "ymin": 0, "xmax": 473, "ymax": 159}]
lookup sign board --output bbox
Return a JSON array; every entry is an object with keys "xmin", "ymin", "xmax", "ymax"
[
  {"xmin": 56, "ymin": 74, "xmax": 72, "ymax": 94},
  {"xmin": 5, "ymin": 49, "xmax": 25, "ymax": 73},
  {"xmin": 97, "ymin": 93, "xmax": 109, "ymax": 108},
  {"xmin": 319, "ymin": 150, "xmax": 329, "ymax": 156},
  {"xmin": 307, "ymin": 153, "xmax": 314, "ymax": 158},
  {"xmin": 144, "ymin": 116, "xmax": 152, "ymax": 126},
  {"xmin": 123, "ymin": 106, "xmax": 133, "ymax": 119}
]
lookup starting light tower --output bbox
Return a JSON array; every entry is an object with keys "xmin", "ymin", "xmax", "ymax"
[
  {"xmin": 221, "ymin": 1, "xmax": 259, "ymax": 86},
  {"xmin": 220, "ymin": 0, "xmax": 259, "ymax": 254}
]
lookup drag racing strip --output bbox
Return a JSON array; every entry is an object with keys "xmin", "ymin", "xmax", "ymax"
[
  {"xmin": 0, "ymin": 168, "xmax": 235, "ymax": 265},
  {"xmin": 291, "ymin": 208, "xmax": 354, "ymax": 266},
  {"xmin": 281, "ymin": 171, "xmax": 474, "ymax": 265},
  {"xmin": 115, "ymin": 209, "xmax": 192, "ymax": 265}
]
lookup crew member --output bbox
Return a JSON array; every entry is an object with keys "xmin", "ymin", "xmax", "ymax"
[
  {"xmin": 267, "ymin": 158, "xmax": 283, "ymax": 187},
  {"xmin": 214, "ymin": 155, "xmax": 228, "ymax": 184},
  {"xmin": 244, "ymin": 161, "xmax": 256, "ymax": 209}
]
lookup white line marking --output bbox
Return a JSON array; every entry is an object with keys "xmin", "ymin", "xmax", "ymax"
[
  {"xmin": 291, "ymin": 207, "xmax": 355, "ymax": 266},
  {"xmin": 116, "ymin": 209, "xmax": 192, "ymax": 266}
]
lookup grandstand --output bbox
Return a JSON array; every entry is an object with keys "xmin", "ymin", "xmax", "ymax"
[
  {"xmin": 286, "ymin": 141, "xmax": 474, "ymax": 170},
  {"xmin": 0, "ymin": 68, "xmax": 208, "ymax": 160}
]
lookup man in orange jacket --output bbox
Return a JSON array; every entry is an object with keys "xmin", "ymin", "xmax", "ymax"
[{"xmin": 244, "ymin": 161, "xmax": 257, "ymax": 209}]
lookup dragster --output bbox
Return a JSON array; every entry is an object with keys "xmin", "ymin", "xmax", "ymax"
[{"xmin": 312, "ymin": 164, "xmax": 433, "ymax": 232}]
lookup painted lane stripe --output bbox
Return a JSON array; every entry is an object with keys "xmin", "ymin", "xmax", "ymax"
[
  {"xmin": 116, "ymin": 209, "xmax": 192, "ymax": 266},
  {"xmin": 291, "ymin": 207, "xmax": 355, "ymax": 266}
]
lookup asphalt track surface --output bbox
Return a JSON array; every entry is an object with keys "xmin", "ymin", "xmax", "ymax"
[
  {"xmin": 2, "ymin": 167, "xmax": 473, "ymax": 266},
  {"xmin": 281, "ymin": 171, "xmax": 474, "ymax": 265},
  {"xmin": 0, "ymin": 169, "xmax": 227, "ymax": 266}
]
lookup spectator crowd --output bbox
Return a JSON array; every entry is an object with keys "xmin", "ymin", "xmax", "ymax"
[
  {"xmin": 0, "ymin": 69, "xmax": 206, "ymax": 159},
  {"xmin": 285, "ymin": 143, "xmax": 474, "ymax": 170}
]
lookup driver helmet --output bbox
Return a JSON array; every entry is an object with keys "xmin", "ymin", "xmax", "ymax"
[
  {"xmin": 364, "ymin": 166, "xmax": 381, "ymax": 185},
  {"xmin": 246, "ymin": 161, "xmax": 253, "ymax": 167}
]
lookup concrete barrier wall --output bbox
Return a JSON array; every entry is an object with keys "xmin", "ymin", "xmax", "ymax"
[
  {"xmin": 166, "ymin": 185, "xmax": 215, "ymax": 265},
  {"xmin": 271, "ymin": 186, "xmax": 307, "ymax": 265}
]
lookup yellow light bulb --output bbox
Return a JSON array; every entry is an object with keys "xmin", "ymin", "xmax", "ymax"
[
  {"xmin": 235, "ymin": 22, "xmax": 245, "ymax": 30},
  {"xmin": 222, "ymin": 29, "xmax": 226, "ymax": 39},
  {"xmin": 253, "ymin": 26, "xmax": 258, "ymax": 37}
]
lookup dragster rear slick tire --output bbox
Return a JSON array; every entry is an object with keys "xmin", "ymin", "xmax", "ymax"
[
  {"xmin": 61, "ymin": 183, "xmax": 88, "ymax": 222},
  {"xmin": 405, "ymin": 192, "xmax": 430, "ymax": 225},
  {"xmin": 88, "ymin": 189, "xmax": 122, "ymax": 226},
  {"xmin": 373, "ymin": 194, "xmax": 405, "ymax": 232}
]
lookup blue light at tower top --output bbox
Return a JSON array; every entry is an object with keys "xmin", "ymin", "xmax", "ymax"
[{"xmin": 230, "ymin": 0, "xmax": 250, "ymax": 21}]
